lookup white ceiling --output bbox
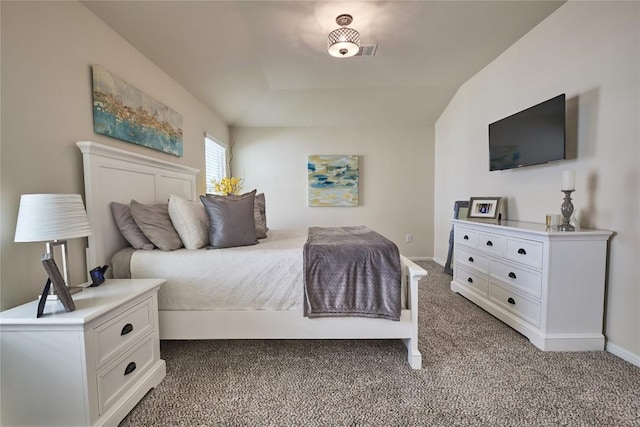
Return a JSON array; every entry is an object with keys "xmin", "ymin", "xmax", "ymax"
[{"xmin": 83, "ymin": 1, "xmax": 564, "ymax": 128}]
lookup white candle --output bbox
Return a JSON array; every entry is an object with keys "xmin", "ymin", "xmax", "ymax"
[{"xmin": 562, "ymin": 170, "xmax": 575, "ymax": 191}]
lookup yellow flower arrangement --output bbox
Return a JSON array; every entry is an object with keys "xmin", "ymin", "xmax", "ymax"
[{"xmin": 211, "ymin": 176, "xmax": 243, "ymax": 195}]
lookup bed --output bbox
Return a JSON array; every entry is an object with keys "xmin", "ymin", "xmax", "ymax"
[{"xmin": 78, "ymin": 141, "xmax": 427, "ymax": 369}]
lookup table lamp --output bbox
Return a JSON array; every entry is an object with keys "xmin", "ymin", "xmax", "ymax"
[{"xmin": 14, "ymin": 194, "xmax": 92, "ymax": 298}]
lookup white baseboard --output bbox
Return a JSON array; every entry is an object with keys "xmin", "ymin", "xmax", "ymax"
[
  {"xmin": 432, "ymin": 257, "xmax": 445, "ymax": 267},
  {"xmin": 409, "ymin": 256, "xmax": 432, "ymax": 262},
  {"xmin": 606, "ymin": 342, "xmax": 640, "ymax": 368}
]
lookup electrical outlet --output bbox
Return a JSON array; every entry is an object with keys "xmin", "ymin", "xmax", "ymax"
[{"xmin": 406, "ymin": 234, "xmax": 413, "ymax": 243}]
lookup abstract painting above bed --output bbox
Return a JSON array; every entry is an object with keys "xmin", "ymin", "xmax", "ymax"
[{"xmin": 91, "ymin": 65, "xmax": 183, "ymax": 156}]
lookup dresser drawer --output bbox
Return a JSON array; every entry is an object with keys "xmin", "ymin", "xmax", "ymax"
[
  {"xmin": 491, "ymin": 260, "xmax": 542, "ymax": 297},
  {"xmin": 488, "ymin": 282, "xmax": 541, "ymax": 327},
  {"xmin": 455, "ymin": 265, "xmax": 488, "ymax": 296},
  {"xmin": 455, "ymin": 228, "xmax": 478, "ymax": 248},
  {"xmin": 97, "ymin": 336, "xmax": 155, "ymax": 415},
  {"xmin": 93, "ymin": 297, "xmax": 154, "ymax": 368},
  {"xmin": 505, "ymin": 238, "xmax": 543, "ymax": 269},
  {"xmin": 456, "ymin": 247, "xmax": 489, "ymax": 274},
  {"xmin": 477, "ymin": 232, "xmax": 504, "ymax": 256}
]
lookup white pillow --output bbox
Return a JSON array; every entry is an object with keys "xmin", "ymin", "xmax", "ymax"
[{"xmin": 168, "ymin": 194, "xmax": 210, "ymax": 249}]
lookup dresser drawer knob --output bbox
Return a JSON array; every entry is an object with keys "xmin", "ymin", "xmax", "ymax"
[
  {"xmin": 467, "ymin": 277, "xmax": 473, "ymax": 283},
  {"xmin": 468, "ymin": 257, "xmax": 474, "ymax": 263},
  {"xmin": 463, "ymin": 235, "xmax": 469, "ymax": 240},
  {"xmin": 121, "ymin": 323, "xmax": 134, "ymax": 336},
  {"xmin": 507, "ymin": 297, "xmax": 516, "ymax": 305},
  {"xmin": 486, "ymin": 240, "xmax": 493, "ymax": 247},
  {"xmin": 508, "ymin": 272, "xmax": 517, "ymax": 279},
  {"xmin": 124, "ymin": 362, "xmax": 137, "ymax": 376},
  {"xmin": 518, "ymin": 248, "xmax": 527, "ymax": 255}
]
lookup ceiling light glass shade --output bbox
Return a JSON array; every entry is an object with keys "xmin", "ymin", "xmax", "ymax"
[
  {"xmin": 327, "ymin": 27, "xmax": 360, "ymax": 58},
  {"xmin": 15, "ymin": 194, "xmax": 92, "ymax": 242}
]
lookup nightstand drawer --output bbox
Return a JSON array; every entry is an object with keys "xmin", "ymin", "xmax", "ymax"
[
  {"xmin": 93, "ymin": 296, "xmax": 154, "ymax": 367},
  {"xmin": 456, "ymin": 247, "xmax": 489, "ymax": 273},
  {"xmin": 489, "ymin": 282, "xmax": 541, "ymax": 327},
  {"xmin": 97, "ymin": 336, "xmax": 154, "ymax": 415},
  {"xmin": 491, "ymin": 260, "xmax": 542, "ymax": 297}
]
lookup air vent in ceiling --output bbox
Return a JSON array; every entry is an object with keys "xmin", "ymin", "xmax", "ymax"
[{"xmin": 355, "ymin": 44, "xmax": 377, "ymax": 57}]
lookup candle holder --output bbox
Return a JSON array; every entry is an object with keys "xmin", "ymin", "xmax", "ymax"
[{"xmin": 558, "ymin": 190, "xmax": 575, "ymax": 232}]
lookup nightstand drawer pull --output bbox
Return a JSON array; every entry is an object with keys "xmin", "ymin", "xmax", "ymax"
[
  {"xmin": 124, "ymin": 362, "xmax": 137, "ymax": 376},
  {"xmin": 463, "ymin": 235, "xmax": 469, "ymax": 240},
  {"xmin": 468, "ymin": 257, "xmax": 474, "ymax": 262},
  {"xmin": 508, "ymin": 272, "xmax": 517, "ymax": 279},
  {"xmin": 507, "ymin": 297, "xmax": 516, "ymax": 305},
  {"xmin": 121, "ymin": 323, "xmax": 134, "ymax": 336},
  {"xmin": 486, "ymin": 240, "xmax": 493, "ymax": 247},
  {"xmin": 518, "ymin": 248, "xmax": 527, "ymax": 255},
  {"xmin": 467, "ymin": 277, "xmax": 473, "ymax": 283}
]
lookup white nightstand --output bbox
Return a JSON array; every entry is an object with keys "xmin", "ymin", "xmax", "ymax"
[{"xmin": 0, "ymin": 278, "xmax": 166, "ymax": 427}]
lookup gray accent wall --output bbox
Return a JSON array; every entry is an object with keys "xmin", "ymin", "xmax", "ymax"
[{"xmin": 0, "ymin": 1, "xmax": 228, "ymax": 310}]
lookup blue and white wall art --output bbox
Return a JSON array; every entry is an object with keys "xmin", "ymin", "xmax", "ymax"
[
  {"xmin": 92, "ymin": 65, "xmax": 183, "ymax": 156},
  {"xmin": 308, "ymin": 155, "xmax": 359, "ymax": 207}
]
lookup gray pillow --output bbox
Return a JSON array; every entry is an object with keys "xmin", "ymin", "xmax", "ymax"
[
  {"xmin": 129, "ymin": 200, "xmax": 183, "ymax": 251},
  {"xmin": 110, "ymin": 202, "xmax": 155, "ymax": 250},
  {"xmin": 206, "ymin": 191, "xmax": 268, "ymax": 239},
  {"xmin": 200, "ymin": 190, "xmax": 258, "ymax": 248},
  {"xmin": 255, "ymin": 193, "xmax": 268, "ymax": 239}
]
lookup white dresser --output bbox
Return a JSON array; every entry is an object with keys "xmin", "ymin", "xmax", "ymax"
[
  {"xmin": 450, "ymin": 219, "xmax": 612, "ymax": 351},
  {"xmin": 0, "ymin": 279, "xmax": 166, "ymax": 427}
]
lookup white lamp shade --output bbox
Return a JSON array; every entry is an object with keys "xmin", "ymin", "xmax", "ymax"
[{"xmin": 14, "ymin": 194, "xmax": 92, "ymax": 242}]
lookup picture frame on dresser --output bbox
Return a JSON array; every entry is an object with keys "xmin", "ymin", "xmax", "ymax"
[
  {"xmin": 467, "ymin": 197, "xmax": 502, "ymax": 221},
  {"xmin": 444, "ymin": 200, "xmax": 469, "ymax": 275}
]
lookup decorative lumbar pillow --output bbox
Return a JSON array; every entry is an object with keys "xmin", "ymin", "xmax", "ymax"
[
  {"xmin": 255, "ymin": 193, "xmax": 268, "ymax": 239},
  {"xmin": 129, "ymin": 200, "xmax": 184, "ymax": 251},
  {"xmin": 200, "ymin": 190, "xmax": 258, "ymax": 249},
  {"xmin": 110, "ymin": 202, "xmax": 155, "ymax": 250},
  {"xmin": 206, "ymin": 191, "xmax": 268, "ymax": 239},
  {"xmin": 168, "ymin": 194, "xmax": 209, "ymax": 249}
]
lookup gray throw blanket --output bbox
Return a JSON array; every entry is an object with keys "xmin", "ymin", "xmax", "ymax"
[{"xmin": 303, "ymin": 226, "xmax": 402, "ymax": 321}]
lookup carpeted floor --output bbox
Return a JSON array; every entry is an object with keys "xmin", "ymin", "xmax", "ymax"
[{"xmin": 120, "ymin": 261, "xmax": 640, "ymax": 426}]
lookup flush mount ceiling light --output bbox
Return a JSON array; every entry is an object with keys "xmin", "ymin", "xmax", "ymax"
[{"xmin": 327, "ymin": 14, "xmax": 360, "ymax": 58}]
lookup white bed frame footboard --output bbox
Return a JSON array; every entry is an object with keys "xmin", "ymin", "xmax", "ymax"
[
  {"xmin": 78, "ymin": 141, "xmax": 427, "ymax": 369},
  {"xmin": 159, "ymin": 256, "xmax": 425, "ymax": 369}
]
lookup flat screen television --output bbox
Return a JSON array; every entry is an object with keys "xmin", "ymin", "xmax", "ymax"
[{"xmin": 489, "ymin": 94, "xmax": 566, "ymax": 171}]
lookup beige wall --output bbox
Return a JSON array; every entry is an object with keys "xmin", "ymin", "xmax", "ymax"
[
  {"xmin": 0, "ymin": 1, "xmax": 228, "ymax": 309},
  {"xmin": 434, "ymin": 2, "xmax": 640, "ymax": 363},
  {"xmin": 230, "ymin": 126, "xmax": 434, "ymax": 258}
]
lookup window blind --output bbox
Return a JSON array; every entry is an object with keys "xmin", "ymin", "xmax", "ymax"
[{"xmin": 205, "ymin": 136, "xmax": 226, "ymax": 193}]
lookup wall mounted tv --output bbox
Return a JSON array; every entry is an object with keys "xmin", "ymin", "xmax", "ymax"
[{"xmin": 489, "ymin": 94, "xmax": 566, "ymax": 171}]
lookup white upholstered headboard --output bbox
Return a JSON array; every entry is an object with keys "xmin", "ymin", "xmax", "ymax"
[{"xmin": 77, "ymin": 141, "xmax": 199, "ymax": 272}]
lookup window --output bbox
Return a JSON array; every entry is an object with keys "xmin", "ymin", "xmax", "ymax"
[{"xmin": 205, "ymin": 135, "xmax": 226, "ymax": 193}]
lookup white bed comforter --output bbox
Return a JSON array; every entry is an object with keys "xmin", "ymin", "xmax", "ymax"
[{"xmin": 131, "ymin": 229, "xmax": 307, "ymax": 311}]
